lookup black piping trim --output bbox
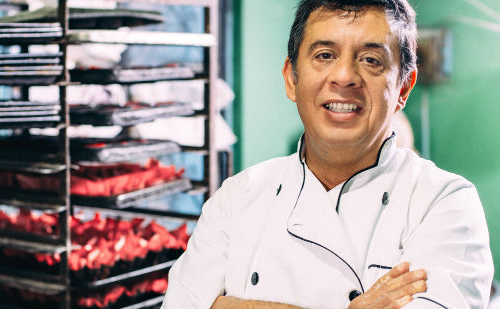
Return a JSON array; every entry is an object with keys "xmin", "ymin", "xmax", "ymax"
[
  {"xmin": 288, "ymin": 141, "xmax": 365, "ymax": 293},
  {"xmin": 335, "ymin": 133, "xmax": 396, "ymax": 213},
  {"xmin": 367, "ymin": 264, "xmax": 392, "ymax": 270},
  {"xmin": 287, "ymin": 229, "xmax": 365, "ymax": 293},
  {"xmin": 297, "ymin": 133, "xmax": 305, "ymax": 164},
  {"xmin": 416, "ymin": 297, "xmax": 449, "ymax": 309}
]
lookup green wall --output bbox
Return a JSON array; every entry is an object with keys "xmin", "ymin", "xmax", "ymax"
[
  {"xmin": 233, "ymin": 0, "xmax": 303, "ymax": 171},
  {"xmin": 406, "ymin": 0, "xmax": 500, "ymax": 279},
  {"xmin": 234, "ymin": 0, "xmax": 500, "ymax": 277}
]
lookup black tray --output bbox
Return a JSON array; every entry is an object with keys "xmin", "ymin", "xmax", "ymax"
[
  {"xmin": 70, "ymin": 66, "xmax": 195, "ymax": 84},
  {"xmin": 70, "ymin": 102, "xmax": 194, "ymax": 127},
  {"xmin": 0, "ymin": 7, "xmax": 165, "ymax": 30},
  {"xmin": 71, "ymin": 178, "xmax": 192, "ymax": 208}
]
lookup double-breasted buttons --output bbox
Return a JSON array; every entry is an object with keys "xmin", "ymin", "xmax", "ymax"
[
  {"xmin": 349, "ymin": 289, "xmax": 362, "ymax": 301},
  {"xmin": 251, "ymin": 272, "xmax": 259, "ymax": 285},
  {"xmin": 382, "ymin": 192, "xmax": 389, "ymax": 205}
]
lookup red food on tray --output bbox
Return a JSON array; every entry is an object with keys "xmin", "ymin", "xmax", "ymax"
[
  {"xmin": 71, "ymin": 159, "xmax": 184, "ymax": 197},
  {"xmin": 0, "ymin": 158, "xmax": 184, "ymax": 197},
  {"xmin": 75, "ymin": 275, "xmax": 168, "ymax": 308},
  {"xmin": 0, "ymin": 209, "xmax": 190, "ymax": 276}
]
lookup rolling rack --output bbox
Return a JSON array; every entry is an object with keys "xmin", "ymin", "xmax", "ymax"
[{"xmin": 0, "ymin": 0, "xmax": 222, "ymax": 308}]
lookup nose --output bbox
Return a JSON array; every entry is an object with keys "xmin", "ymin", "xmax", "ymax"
[{"xmin": 328, "ymin": 57, "xmax": 361, "ymax": 88}]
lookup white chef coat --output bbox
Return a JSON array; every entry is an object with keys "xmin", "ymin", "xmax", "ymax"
[{"xmin": 162, "ymin": 135, "xmax": 493, "ymax": 309}]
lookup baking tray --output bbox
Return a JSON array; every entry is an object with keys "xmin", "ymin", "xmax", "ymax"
[
  {"xmin": 0, "ymin": 23, "xmax": 62, "ymax": 44},
  {"xmin": 0, "ymin": 105, "xmax": 60, "ymax": 117},
  {"xmin": 0, "ymin": 132, "xmax": 59, "ymax": 159},
  {"xmin": 0, "ymin": 105, "xmax": 60, "ymax": 112},
  {"xmin": 0, "ymin": 100, "xmax": 59, "ymax": 106},
  {"xmin": 70, "ymin": 66, "xmax": 195, "ymax": 84},
  {"xmin": 70, "ymin": 102, "xmax": 194, "ymax": 127},
  {"xmin": 71, "ymin": 178, "xmax": 192, "ymax": 208},
  {"xmin": 0, "ymin": 52, "xmax": 62, "ymax": 60},
  {"xmin": 0, "ymin": 7, "xmax": 165, "ymax": 30},
  {"xmin": 0, "ymin": 64, "xmax": 62, "ymax": 71},
  {"xmin": 71, "ymin": 138, "xmax": 181, "ymax": 163},
  {"xmin": 0, "ymin": 135, "xmax": 179, "ymax": 163},
  {"xmin": 0, "ymin": 65, "xmax": 62, "ymax": 85},
  {"xmin": 0, "ymin": 115, "xmax": 60, "ymax": 128}
]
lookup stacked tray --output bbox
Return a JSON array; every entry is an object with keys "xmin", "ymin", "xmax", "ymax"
[
  {"xmin": 0, "ymin": 100, "xmax": 60, "ymax": 128},
  {"xmin": 70, "ymin": 102, "xmax": 194, "ymax": 127},
  {"xmin": 0, "ymin": 22, "xmax": 62, "ymax": 44},
  {"xmin": 0, "ymin": 7, "xmax": 165, "ymax": 30},
  {"xmin": 0, "ymin": 135, "xmax": 181, "ymax": 163},
  {"xmin": 70, "ymin": 65, "xmax": 196, "ymax": 84},
  {"xmin": 0, "ymin": 52, "xmax": 63, "ymax": 85}
]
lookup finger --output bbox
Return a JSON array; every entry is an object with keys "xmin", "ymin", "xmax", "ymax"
[
  {"xmin": 389, "ymin": 279, "xmax": 427, "ymax": 300},
  {"xmin": 384, "ymin": 269, "xmax": 427, "ymax": 292},
  {"xmin": 372, "ymin": 262, "xmax": 410, "ymax": 290},
  {"xmin": 393, "ymin": 295, "xmax": 413, "ymax": 309}
]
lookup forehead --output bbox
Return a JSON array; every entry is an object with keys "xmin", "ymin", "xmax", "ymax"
[{"xmin": 303, "ymin": 6, "xmax": 398, "ymax": 49}]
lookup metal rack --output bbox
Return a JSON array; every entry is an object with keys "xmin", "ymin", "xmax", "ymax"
[{"xmin": 0, "ymin": 0, "xmax": 221, "ymax": 308}]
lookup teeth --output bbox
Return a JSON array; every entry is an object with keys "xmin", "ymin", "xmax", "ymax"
[{"xmin": 325, "ymin": 103, "xmax": 358, "ymax": 113}]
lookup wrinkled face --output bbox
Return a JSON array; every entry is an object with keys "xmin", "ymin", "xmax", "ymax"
[{"xmin": 284, "ymin": 6, "xmax": 413, "ymax": 153}]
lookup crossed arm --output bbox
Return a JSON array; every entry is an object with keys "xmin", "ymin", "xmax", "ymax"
[{"xmin": 211, "ymin": 262, "xmax": 427, "ymax": 309}]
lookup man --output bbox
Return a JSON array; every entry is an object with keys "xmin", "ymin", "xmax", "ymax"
[{"xmin": 162, "ymin": 0, "xmax": 493, "ymax": 308}]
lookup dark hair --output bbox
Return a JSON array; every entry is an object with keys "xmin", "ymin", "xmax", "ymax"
[{"xmin": 288, "ymin": 0, "xmax": 417, "ymax": 83}]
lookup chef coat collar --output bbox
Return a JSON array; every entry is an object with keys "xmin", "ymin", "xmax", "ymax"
[
  {"xmin": 297, "ymin": 132, "xmax": 397, "ymax": 166},
  {"xmin": 296, "ymin": 132, "xmax": 397, "ymax": 192}
]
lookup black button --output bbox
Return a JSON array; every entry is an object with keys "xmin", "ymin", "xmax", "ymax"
[
  {"xmin": 349, "ymin": 290, "xmax": 361, "ymax": 301},
  {"xmin": 251, "ymin": 272, "xmax": 259, "ymax": 285},
  {"xmin": 382, "ymin": 192, "xmax": 389, "ymax": 205}
]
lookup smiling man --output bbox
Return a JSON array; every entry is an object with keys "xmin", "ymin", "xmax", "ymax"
[{"xmin": 161, "ymin": 1, "xmax": 493, "ymax": 308}]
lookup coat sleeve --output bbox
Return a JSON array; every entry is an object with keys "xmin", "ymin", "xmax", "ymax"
[
  {"xmin": 400, "ymin": 183, "xmax": 493, "ymax": 309},
  {"xmin": 160, "ymin": 176, "xmax": 237, "ymax": 309}
]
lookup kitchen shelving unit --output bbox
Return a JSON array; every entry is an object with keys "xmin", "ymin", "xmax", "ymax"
[{"xmin": 0, "ymin": 0, "xmax": 222, "ymax": 308}]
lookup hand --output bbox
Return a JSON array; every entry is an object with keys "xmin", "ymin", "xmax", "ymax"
[
  {"xmin": 211, "ymin": 296, "xmax": 303, "ymax": 309},
  {"xmin": 348, "ymin": 262, "xmax": 427, "ymax": 309}
]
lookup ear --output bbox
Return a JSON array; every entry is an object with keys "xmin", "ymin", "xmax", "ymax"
[
  {"xmin": 282, "ymin": 57, "xmax": 297, "ymax": 102},
  {"xmin": 396, "ymin": 70, "xmax": 417, "ymax": 112}
]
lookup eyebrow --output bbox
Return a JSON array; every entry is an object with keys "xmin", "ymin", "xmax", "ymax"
[
  {"xmin": 308, "ymin": 40, "xmax": 335, "ymax": 55},
  {"xmin": 308, "ymin": 40, "xmax": 392, "ymax": 56},
  {"xmin": 364, "ymin": 42, "xmax": 392, "ymax": 56}
]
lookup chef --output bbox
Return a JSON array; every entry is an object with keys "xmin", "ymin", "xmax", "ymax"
[{"xmin": 162, "ymin": 0, "xmax": 493, "ymax": 308}]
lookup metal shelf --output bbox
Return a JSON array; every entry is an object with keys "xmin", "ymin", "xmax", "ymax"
[
  {"xmin": 0, "ymin": 159, "xmax": 65, "ymax": 174},
  {"xmin": 0, "ymin": 272, "xmax": 66, "ymax": 295},
  {"xmin": 121, "ymin": 295, "xmax": 164, "ymax": 309},
  {"xmin": 112, "ymin": 0, "xmax": 215, "ymax": 6},
  {"xmin": 182, "ymin": 146, "xmax": 209, "ymax": 156},
  {"xmin": 68, "ymin": 30, "xmax": 216, "ymax": 46},
  {"xmin": 0, "ymin": 189, "xmax": 65, "ymax": 207},
  {"xmin": 0, "ymin": 235, "xmax": 66, "ymax": 254},
  {"xmin": 71, "ymin": 178, "xmax": 192, "ymax": 209},
  {"xmin": 75, "ymin": 205, "xmax": 199, "ymax": 222},
  {"xmin": 74, "ymin": 260, "xmax": 176, "ymax": 289},
  {"xmin": 0, "ymin": 196, "xmax": 65, "ymax": 211}
]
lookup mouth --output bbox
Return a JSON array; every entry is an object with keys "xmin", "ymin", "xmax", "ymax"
[{"xmin": 323, "ymin": 102, "xmax": 360, "ymax": 114}]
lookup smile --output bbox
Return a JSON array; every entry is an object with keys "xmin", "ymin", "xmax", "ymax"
[{"xmin": 324, "ymin": 103, "xmax": 359, "ymax": 113}]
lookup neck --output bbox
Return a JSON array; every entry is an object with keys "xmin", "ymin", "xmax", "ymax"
[{"xmin": 304, "ymin": 134, "xmax": 390, "ymax": 190}]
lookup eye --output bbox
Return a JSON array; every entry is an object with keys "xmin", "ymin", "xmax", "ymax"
[
  {"xmin": 362, "ymin": 56, "xmax": 382, "ymax": 66},
  {"xmin": 315, "ymin": 52, "xmax": 335, "ymax": 62}
]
